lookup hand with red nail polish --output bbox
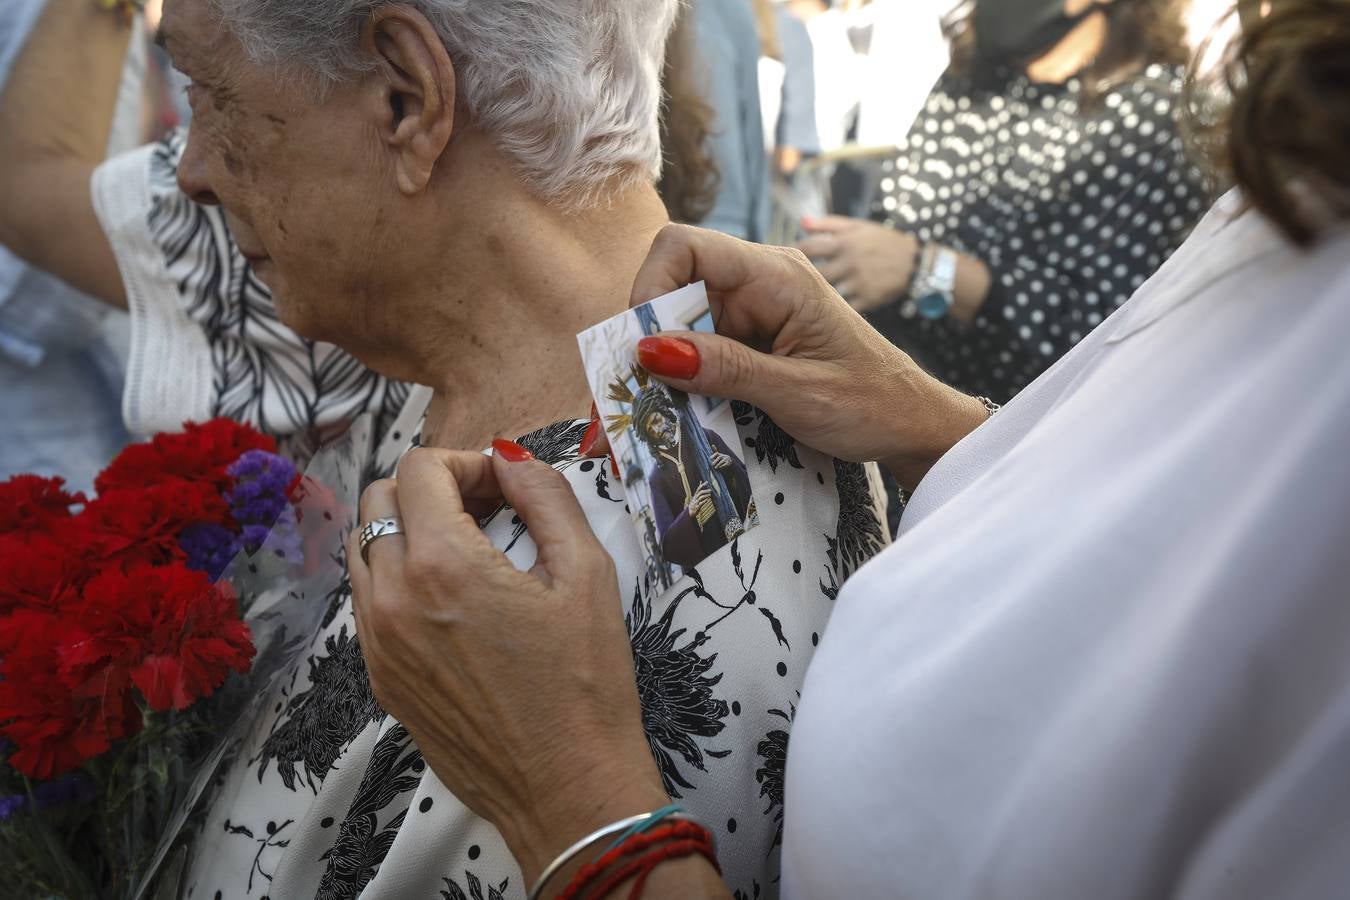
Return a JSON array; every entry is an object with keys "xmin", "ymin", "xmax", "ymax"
[
  {"xmin": 630, "ymin": 225, "xmax": 990, "ymax": 491},
  {"xmin": 348, "ymin": 446, "xmax": 671, "ymax": 888},
  {"xmin": 578, "ymin": 417, "xmax": 603, "ymax": 456},
  {"xmin": 580, "ymin": 408, "xmax": 614, "ymax": 460},
  {"xmin": 637, "ymin": 336, "xmax": 701, "ymax": 381},
  {"xmin": 491, "ymin": 438, "xmax": 535, "ymax": 463}
]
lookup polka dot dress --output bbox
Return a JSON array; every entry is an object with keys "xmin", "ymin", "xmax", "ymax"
[{"xmin": 869, "ymin": 63, "xmax": 1214, "ymax": 401}]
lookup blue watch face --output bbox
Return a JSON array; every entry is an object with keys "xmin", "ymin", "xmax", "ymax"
[{"xmin": 916, "ymin": 291, "xmax": 951, "ymax": 320}]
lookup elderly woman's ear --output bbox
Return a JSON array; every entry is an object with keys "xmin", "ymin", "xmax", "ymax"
[{"xmin": 360, "ymin": 6, "xmax": 458, "ymax": 195}]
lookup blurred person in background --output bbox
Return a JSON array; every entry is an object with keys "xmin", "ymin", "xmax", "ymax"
[
  {"xmin": 781, "ymin": 0, "xmax": 864, "ymax": 155},
  {"xmin": 781, "ymin": 0, "xmax": 970, "ymax": 225},
  {"xmin": 759, "ymin": 0, "xmax": 820, "ymax": 179},
  {"xmin": 657, "ymin": 4, "xmax": 723, "ymax": 225},
  {"xmin": 0, "ymin": 0, "xmax": 148, "ymax": 491},
  {"xmin": 757, "ymin": 0, "xmax": 824, "ymax": 227},
  {"xmin": 0, "ymin": 0, "xmax": 184, "ymax": 493},
  {"xmin": 854, "ymin": 0, "xmax": 953, "ymax": 149},
  {"xmin": 801, "ymin": 0, "xmax": 1214, "ymax": 405},
  {"xmin": 689, "ymin": 0, "xmax": 772, "ymax": 241}
]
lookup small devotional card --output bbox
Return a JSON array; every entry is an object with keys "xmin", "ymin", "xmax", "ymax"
[{"xmin": 577, "ymin": 282, "xmax": 760, "ymax": 590}]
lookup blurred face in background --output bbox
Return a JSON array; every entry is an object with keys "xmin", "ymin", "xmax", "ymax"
[{"xmin": 975, "ymin": 0, "xmax": 1116, "ymax": 64}]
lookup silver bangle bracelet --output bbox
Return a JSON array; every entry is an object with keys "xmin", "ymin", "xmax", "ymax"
[{"xmin": 527, "ymin": 809, "xmax": 712, "ymax": 900}]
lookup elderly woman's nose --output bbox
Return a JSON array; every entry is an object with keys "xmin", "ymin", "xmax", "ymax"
[{"xmin": 176, "ymin": 133, "xmax": 221, "ymax": 206}]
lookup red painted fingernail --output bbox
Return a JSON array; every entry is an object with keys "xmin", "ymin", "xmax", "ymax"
[
  {"xmin": 579, "ymin": 417, "xmax": 602, "ymax": 456},
  {"xmin": 492, "ymin": 439, "xmax": 534, "ymax": 463},
  {"xmin": 610, "ymin": 454, "xmax": 620, "ymax": 478},
  {"xmin": 590, "ymin": 401, "xmax": 598, "ymax": 419},
  {"xmin": 637, "ymin": 336, "xmax": 700, "ymax": 381}
]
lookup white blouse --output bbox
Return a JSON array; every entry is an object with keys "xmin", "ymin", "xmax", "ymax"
[{"xmin": 784, "ymin": 191, "xmax": 1350, "ymax": 899}]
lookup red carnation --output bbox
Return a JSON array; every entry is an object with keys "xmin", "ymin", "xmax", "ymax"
[
  {"xmin": 0, "ymin": 610, "xmax": 143, "ymax": 781},
  {"xmin": 95, "ymin": 418, "xmax": 276, "ymax": 495},
  {"xmin": 0, "ymin": 475, "xmax": 85, "ymax": 534},
  {"xmin": 64, "ymin": 565, "xmax": 255, "ymax": 713},
  {"xmin": 80, "ymin": 481, "xmax": 232, "ymax": 569},
  {"xmin": 0, "ymin": 531, "xmax": 88, "ymax": 615}
]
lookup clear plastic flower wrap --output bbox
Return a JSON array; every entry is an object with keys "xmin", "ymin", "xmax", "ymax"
[{"xmin": 0, "ymin": 417, "xmax": 370, "ymax": 899}]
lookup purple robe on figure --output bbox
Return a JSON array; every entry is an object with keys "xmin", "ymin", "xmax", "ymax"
[{"xmin": 647, "ymin": 427, "xmax": 754, "ymax": 569}]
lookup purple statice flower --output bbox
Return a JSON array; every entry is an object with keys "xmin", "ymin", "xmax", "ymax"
[
  {"xmin": 225, "ymin": 450, "xmax": 297, "ymax": 528},
  {"xmin": 0, "ymin": 794, "xmax": 24, "ymax": 822},
  {"xmin": 0, "ymin": 774, "xmax": 92, "ymax": 823},
  {"xmin": 239, "ymin": 505, "xmax": 302, "ymax": 565},
  {"xmin": 239, "ymin": 523, "xmax": 271, "ymax": 553},
  {"xmin": 180, "ymin": 522, "xmax": 242, "ymax": 580},
  {"xmin": 33, "ymin": 774, "xmax": 95, "ymax": 810}
]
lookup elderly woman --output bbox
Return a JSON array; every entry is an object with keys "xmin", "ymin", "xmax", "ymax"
[
  {"xmin": 349, "ymin": 1, "xmax": 1350, "ymax": 897},
  {"xmin": 0, "ymin": 1, "xmax": 887, "ymax": 897}
]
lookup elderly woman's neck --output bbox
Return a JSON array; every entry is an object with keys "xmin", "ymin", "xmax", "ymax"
[{"xmin": 418, "ymin": 181, "xmax": 670, "ymax": 452}]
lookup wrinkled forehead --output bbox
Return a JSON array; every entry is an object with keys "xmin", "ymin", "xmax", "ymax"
[{"xmin": 157, "ymin": 0, "xmax": 239, "ymax": 73}]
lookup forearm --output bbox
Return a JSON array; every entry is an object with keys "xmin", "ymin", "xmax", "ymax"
[
  {"xmin": 948, "ymin": 250, "xmax": 993, "ymax": 325},
  {"xmin": 0, "ymin": 0, "xmax": 133, "ymax": 305},
  {"xmin": 880, "ymin": 364, "xmax": 989, "ymax": 492},
  {"xmin": 0, "ymin": 0, "xmax": 131, "ymax": 173}
]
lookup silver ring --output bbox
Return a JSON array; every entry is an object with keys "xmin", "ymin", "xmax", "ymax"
[{"xmin": 359, "ymin": 516, "xmax": 404, "ymax": 564}]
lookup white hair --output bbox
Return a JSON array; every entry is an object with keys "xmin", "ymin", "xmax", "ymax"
[{"xmin": 214, "ymin": 0, "xmax": 680, "ymax": 206}]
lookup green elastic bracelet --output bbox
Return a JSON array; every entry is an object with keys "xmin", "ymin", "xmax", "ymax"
[{"xmin": 596, "ymin": 803, "xmax": 684, "ymax": 859}]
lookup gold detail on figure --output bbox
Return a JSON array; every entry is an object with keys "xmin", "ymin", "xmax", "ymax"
[{"xmin": 655, "ymin": 419, "xmax": 717, "ymax": 529}]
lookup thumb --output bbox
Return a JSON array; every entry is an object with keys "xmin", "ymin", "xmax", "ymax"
[
  {"xmin": 489, "ymin": 445, "xmax": 597, "ymax": 579},
  {"xmin": 637, "ymin": 332, "xmax": 803, "ymax": 410}
]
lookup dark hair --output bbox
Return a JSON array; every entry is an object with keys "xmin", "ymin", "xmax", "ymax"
[
  {"xmin": 657, "ymin": 6, "xmax": 721, "ymax": 225},
  {"xmin": 1191, "ymin": 0, "xmax": 1350, "ymax": 246},
  {"xmin": 944, "ymin": 0, "xmax": 1191, "ymax": 101}
]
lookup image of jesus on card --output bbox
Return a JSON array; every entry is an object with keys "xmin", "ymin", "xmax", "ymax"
[{"xmin": 627, "ymin": 379, "xmax": 755, "ymax": 570}]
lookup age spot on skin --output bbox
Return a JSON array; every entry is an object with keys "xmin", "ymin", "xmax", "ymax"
[
  {"xmin": 486, "ymin": 234, "xmax": 505, "ymax": 257},
  {"xmin": 223, "ymin": 150, "xmax": 244, "ymax": 176},
  {"xmin": 264, "ymin": 113, "xmax": 288, "ymax": 126}
]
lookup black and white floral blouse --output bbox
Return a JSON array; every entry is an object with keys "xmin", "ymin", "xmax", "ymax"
[
  {"xmin": 91, "ymin": 133, "xmax": 889, "ymax": 899},
  {"xmin": 869, "ymin": 62, "xmax": 1213, "ymax": 402}
]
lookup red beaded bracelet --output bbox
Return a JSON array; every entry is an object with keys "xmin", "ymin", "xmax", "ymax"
[
  {"xmin": 557, "ymin": 821, "xmax": 718, "ymax": 900},
  {"xmin": 591, "ymin": 836, "xmax": 718, "ymax": 899}
]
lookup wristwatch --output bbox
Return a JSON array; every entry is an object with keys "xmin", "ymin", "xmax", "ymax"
[{"xmin": 902, "ymin": 244, "xmax": 959, "ymax": 320}]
